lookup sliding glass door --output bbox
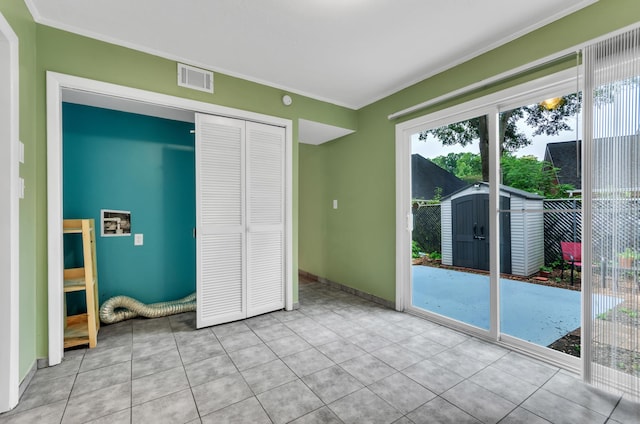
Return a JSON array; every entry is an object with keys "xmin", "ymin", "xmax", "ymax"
[
  {"xmin": 410, "ymin": 114, "xmax": 491, "ymax": 331},
  {"xmin": 497, "ymin": 93, "xmax": 583, "ymax": 358}
]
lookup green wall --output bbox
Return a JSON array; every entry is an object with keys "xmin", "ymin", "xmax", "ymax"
[
  {"xmin": 63, "ymin": 103, "xmax": 196, "ymax": 310},
  {"xmin": 298, "ymin": 0, "xmax": 640, "ymax": 302},
  {"xmin": 0, "ymin": 0, "xmax": 38, "ymax": 383}
]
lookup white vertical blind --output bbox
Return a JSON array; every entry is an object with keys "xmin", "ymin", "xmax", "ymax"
[{"xmin": 584, "ymin": 26, "xmax": 640, "ymax": 400}]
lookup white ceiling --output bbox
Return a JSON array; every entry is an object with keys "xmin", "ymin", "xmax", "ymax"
[{"xmin": 27, "ymin": 0, "xmax": 597, "ymax": 109}]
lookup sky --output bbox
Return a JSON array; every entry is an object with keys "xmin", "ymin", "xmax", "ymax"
[{"xmin": 411, "ymin": 112, "xmax": 582, "ymax": 161}]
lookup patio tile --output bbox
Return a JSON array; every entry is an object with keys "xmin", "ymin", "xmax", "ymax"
[
  {"xmin": 349, "ymin": 332, "xmax": 393, "ymax": 352},
  {"xmin": 371, "ymin": 344, "xmax": 425, "ymax": 370},
  {"xmin": 402, "ymin": 359, "xmax": 465, "ymax": 394},
  {"xmin": 452, "ymin": 338, "xmax": 509, "ymax": 364},
  {"xmin": 302, "ymin": 365, "xmax": 363, "ymax": 403},
  {"xmin": 252, "ymin": 322, "xmax": 295, "ymax": 341},
  {"xmin": 328, "ymin": 388, "xmax": 402, "ymax": 424},
  {"xmin": 184, "ymin": 354, "xmax": 237, "ymax": 387},
  {"xmin": 228, "ymin": 343, "xmax": 277, "ymax": 371},
  {"xmin": 493, "ymin": 352, "xmax": 557, "ymax": 386},
  {"xmin": 177, "ymin": 338, "xmax": 226, "ymax": 365},
  {"xmin": 521, "ymin": 389, "xmax": 608, "ymax": 424},
  {"xmin": 441, "ymin": 379, "xmax": 516, "ymax": 423},
  {"xmin": 500, "ymin": 407, "xmax": 551, "ymax": 424},
  {"xmin": 369, "ymin": 372, "xmax": 436, "ymax": 414},
  {"xmin": 468, "ymin": 365, "xmax": 538, "ymax": 404},
  {"xmin": 407, "ymin": 397, "xmax": 482, "ymax": 424},
  {"xmin": 79, "ymin": 345, "xmax": 132, "ymax": 372},
  {"xmin": 217, "ymin": 331, "xmax": 263, "ymax": 352},
  {"xmin": 132, "ymin": 335, "xmax": 176, "ymax": 359},
  {"xmin": 316, "ymin": 339, "xmax": 366, "ymax": 363},
  {"xmin": 210, "ymin": 320, "xmax": 251, "ymax": 338},
  {"xmin": 397, "ymin": 335, "xmax": 448, "ymax": 357},
  {"xmin": 240, "ymin": 359, "xmax": 297, "ymax": 394},
  {"xmin": 429, "ymin": 348, "xmax": 488, "ymax": 378},
  {"xmin": 0, "ymin": 400, "xmax": 66, "ymax": 424},
  {"xmin": 257, "ymin": 379, "xmax": 323, "ymax": 424},
  {"xmin": 297, "ymin": 327, "xmax": 342, "ymax": 346},
  {"xmin": 244, "ymin": 313, "xmax": 280, "ymax": 329},
  {"xmin": 131, "ymin": 388, "xmax": 198, "ymax": 424},
  {"xmin": 542, "ymin": 371, "xmax": 620, "ymax": 416},
  {"xmin": 9, "ymin": 374, "xmax": 75, "ymax": 414},
  {"xmin": 282, "ymin": 347, "xmax": 335, "ymax": 377},
  {"xmin": 191, "ymin": 373, "xmax": 253, "ymax": 416},
  {"xmin": 61, "ymin": 382, "xmax": 131, "ymax": 424},
  {"xmin": 266, "ymin": 334, "xmax": 312, "ymax": 357},
  {"xmin": 372, "ymin": 324, "xmax": 417, "ymax": 343},
  {"xmin": 421, "ymin": 325, "xmax": 469, "ymax": 347},
  {"xmin": 200, "ymin": 397, "xmax": 271, "ymax": 424},
  {"xmin": 30, "ymin": 357, "xmax": 82, "ymax": 384},
  {"xmin": 610, "ymin": 396, "xmax": 640, "ymax": 424},
  {"xmin": 71, "ymin": 361, "xmax": 131, "ymax": 397},
  {"xmin": 85, "ymin": 408, "xmax": 130, "ymax": 424},
  {"xmin": 290, "ymin": 406, "xmax": 343, "ymax": 424},
  {"xmin": 339, "ymin": 353, "xmax": 396, "ymax": 385},
  {"xmin": 132, "ymin": 366, "xmax": 189, "ymax": 405},
  {"xmin": 132, "ymin": 347, "xmax": 182, "ymax": 379}
]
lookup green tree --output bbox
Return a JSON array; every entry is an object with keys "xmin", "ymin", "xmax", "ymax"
[
  {"xmin": 431, "ymin": 152, "xmax": 481, "ymax": 183},
  {"xmin": 419, "ymin": 94, "xmax": 581, "ymax": 181}
]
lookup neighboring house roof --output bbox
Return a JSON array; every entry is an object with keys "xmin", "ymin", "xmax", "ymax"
[
  {"xmin": 411, "ymin": 154, "xmax": 467, "ymax": 200},
  {"xmin": 441, "ymin": 181, "xmax": 544, "ymax": 201},
  {"xmin": 544, "ymin": 141, "xmax": 582, "ymax": 189}
]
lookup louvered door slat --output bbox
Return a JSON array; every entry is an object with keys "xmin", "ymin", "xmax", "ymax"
[
  {"xmin": 246, "ymin": 122, "xmax": 285, "ymax": 317},
  {"xmin": 196, "ymin": 114, "xmax": 246, "ymax": 327}
]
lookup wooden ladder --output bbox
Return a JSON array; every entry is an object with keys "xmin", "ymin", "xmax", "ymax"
[{"xmin": 63, "ymin": 219, "xmax": 100, "ymax": 348}]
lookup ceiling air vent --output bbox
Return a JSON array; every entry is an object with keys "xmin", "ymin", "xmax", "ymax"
[{"xmin": 177, "ymin": 63, "xmax": 214, "ymax": 93}]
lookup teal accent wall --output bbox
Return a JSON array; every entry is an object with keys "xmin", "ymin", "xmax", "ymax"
[{"xmin": 63, "ymin": 103, "xmax": 196, "ymax": 310}]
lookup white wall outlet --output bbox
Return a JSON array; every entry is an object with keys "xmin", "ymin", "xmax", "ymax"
[
  {"xmin": 333, "ymin": 199, "xmax": 338, "ymax": 209},
  {"xmin": 134, "ymin": 233, "xmax": 144, "ymax": 246}
]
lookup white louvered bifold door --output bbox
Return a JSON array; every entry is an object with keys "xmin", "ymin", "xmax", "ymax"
[
  {"xmin": 195, "ymin": 114, "xmax": 246, "ymax": 328},
  {"xmin": 246, "ymin": 122, "xmax": 286, "ymax": 317}
]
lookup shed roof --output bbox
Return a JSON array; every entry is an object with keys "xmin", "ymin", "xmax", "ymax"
[{"xmin": 441, "ymin": 181, "xmax": 544, "ymax": 201}]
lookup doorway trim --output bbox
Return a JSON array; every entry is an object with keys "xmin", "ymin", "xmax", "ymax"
[
  {"xmin": 0, "ymin": 11, "xmax": 20, "ymax": 412},
  {"xmin": 47, "ymin": 72, "xmax": 293, "ymax": 365}
]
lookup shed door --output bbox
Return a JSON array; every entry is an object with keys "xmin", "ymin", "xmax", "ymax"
[{"xmin": 452, "ymin": 194, "xmax": 511, "ymax": 273}]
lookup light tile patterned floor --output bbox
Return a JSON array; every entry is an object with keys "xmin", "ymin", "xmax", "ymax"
[{"xmin": 1, "ymin": 277, "xmax": 639, "ymax": 423}]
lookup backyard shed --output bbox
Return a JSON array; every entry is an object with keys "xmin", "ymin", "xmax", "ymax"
[{"xmin": 441, "ymin": 182, "xmax": 544, "ymax": 276}]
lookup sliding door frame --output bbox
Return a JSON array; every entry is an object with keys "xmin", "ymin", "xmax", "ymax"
[{"xmin": 395, "ymin": 68, "xmax": 582, "ymax": 370}]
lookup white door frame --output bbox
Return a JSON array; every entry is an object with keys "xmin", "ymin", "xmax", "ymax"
[
  {"xmin": 47, "ymin": 71, "xmax": 293, "ymax": 365},
  {"xmin": 395, "ymin": 68, "xmax": 583, "ymax": 370},
  {"xmin": 0, "ymin": 12, "xmax": 20, "ymax": 412}
]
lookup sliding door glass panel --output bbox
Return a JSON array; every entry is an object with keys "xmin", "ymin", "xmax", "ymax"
[
  {"xmin": 411, "ymin": 115, "xmax": 490, "ymax": 330},
  {"xmin": 497, "ymin": 92, "xmax": 584, "ymax": 355}
]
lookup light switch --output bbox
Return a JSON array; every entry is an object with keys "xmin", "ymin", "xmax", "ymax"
[
  {"xmin": 134, "ymin": 233, "xmax": 144, "ymax": 246},
  {"xmin": 333, "ymin": 199, "xmax": 338, "ymax": 209},
  {"xmin": 18, "ymin": 178, "xmax": 24, "ymax": 199},
  {"xmin": 18, "ymin": 141, "xmax": 24, "ymax": 164}
]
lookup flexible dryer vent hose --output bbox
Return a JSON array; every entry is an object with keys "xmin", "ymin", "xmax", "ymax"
[{"xmin": 99, "ymin": 292, "xmax": 196, "ymax": 324}]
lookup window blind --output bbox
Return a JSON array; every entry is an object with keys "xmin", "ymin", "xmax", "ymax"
[{"xmin": 583, "ymin": 26, "xmax": 640, "ymax": 400}]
